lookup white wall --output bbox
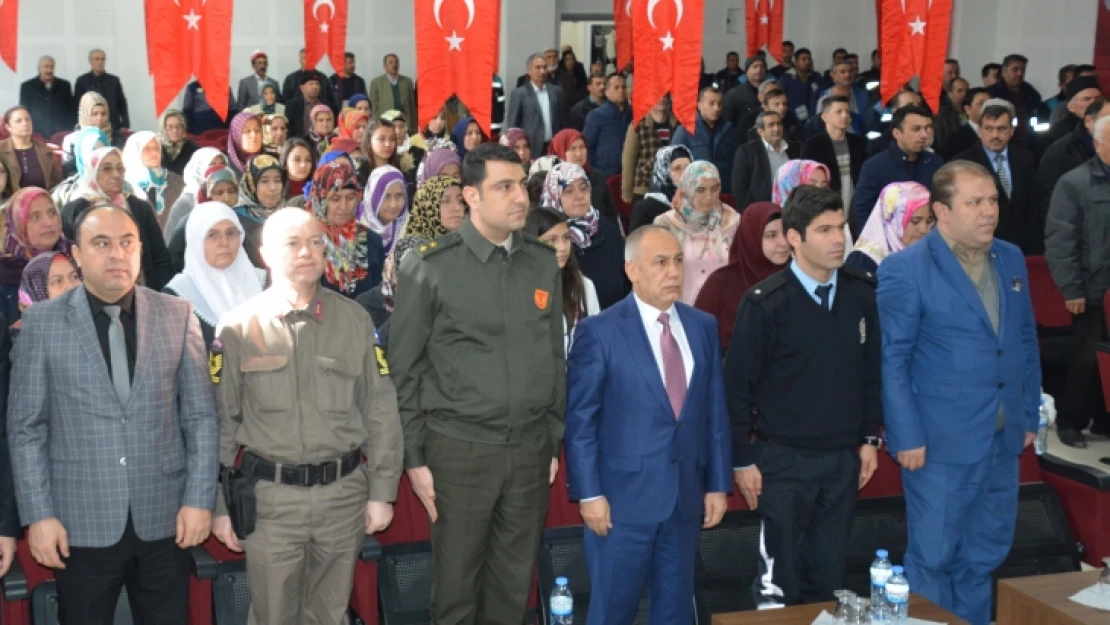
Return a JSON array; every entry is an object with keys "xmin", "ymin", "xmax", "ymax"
[{"xmin": 0, "ymin": 0, "xmax": 1098, "ymax": 132}]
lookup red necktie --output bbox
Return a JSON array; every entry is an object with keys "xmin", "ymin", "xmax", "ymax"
[{"xmin": 659, "ymin": 312, "xmax": 687, "ymax": 419}]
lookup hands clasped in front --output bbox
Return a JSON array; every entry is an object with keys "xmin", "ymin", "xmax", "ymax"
[{"xmin": 579, "ymin": 492, "xmax": 728, "ymax": 537}]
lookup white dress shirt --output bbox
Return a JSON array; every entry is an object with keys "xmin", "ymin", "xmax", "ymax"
[
  {"xmin": 634, "ymin": 294, "xmax": 694, "ymax": 386},
  {"xmin": 532, "ymin": 81, "xmax": 554, "ymax": 142}
]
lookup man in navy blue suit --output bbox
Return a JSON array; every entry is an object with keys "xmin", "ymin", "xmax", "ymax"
[
  {"xmin": 565, "ymin": 226, "xmax": 733, "ymax": 625},
  {"xmin": 878, "ymin": 161, "xmax": 1041, "ymax": 625}
]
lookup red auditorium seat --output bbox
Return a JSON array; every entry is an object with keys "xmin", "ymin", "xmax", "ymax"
[
  {"xmin": 1026, "ymin": 255, "xmax": 1072, "ymax": 330},
  {"xmin": 49, "ymin": 131, "xmax": 71, "ymax": 148},
  {"xmin": 721, "ymin": 193, "xmax": 735, "ymax": 209},
  {"xmin": 606, "ymin": 175, "xmax": 632, "ymax": 230}
]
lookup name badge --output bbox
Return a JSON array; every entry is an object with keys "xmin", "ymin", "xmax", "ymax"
[
  {"xmin": 1011, "ymin": 277, "xmax": 1024, "ymax": 293},
  {"xmin": 859, "ymin": 318, "xmax": 866, "ymax": 344}
]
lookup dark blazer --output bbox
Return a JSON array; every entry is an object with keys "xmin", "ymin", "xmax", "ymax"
[
  {"xmin": 731, "ymin": 139, "xmax": 800, "ymax": 211},
  {"xmin": 0, "ymin": 315, "xmax": 19, "ymax": 538},
  {"xmin": 940, "ymin": 123, "xmax": 979, "ymax": 162},
  {"xmin": 20, "ymin": 77, "xmax": 75, "ymax": 137},
  {"xmin": 800, "ymin": 131, "xmax": 867, "ymax": 193},
  {"xmin": 954, "ymin": 142, "xmax": 1039, "ymax": 254},
  {"xmin": 1036, "ymin": 125, "xmax": 1096, "ymax": 240},
  {"xmin": 285, "ymin": 96, "xmax": 314, "ymax": 139},
  {"xmin": 505, "ymin": 82, "xmax": 566, "ymax": 154},
  {"xmin": 236, "ymin": 74, "xmax": 282, "ymax": 110},
  {"xmin": 0, "ymin": 138, "xmax": 64, "ymax": 191},
  {"xmin": 281, "ymin": 69, "xmax": 338, "ymax": 111},
  {"xmin": 74, "ymin": 72, "xmax": 130, "ymax": 129},
  {"xmin": 330, "ymin": 73, "xmax": 368, "ymax": 106}
]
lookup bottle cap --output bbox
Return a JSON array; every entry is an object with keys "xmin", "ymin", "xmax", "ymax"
[
  {"xmin": 892, "ymin": 565, "xmax": 904, "ymax": 574},
  {"xmin": 555, "ymin": 576, "xmax": 568, "ymax": 586},
  {"xmin": 876, "ymin": 549, "xmax": 888, "ymax": 557}
]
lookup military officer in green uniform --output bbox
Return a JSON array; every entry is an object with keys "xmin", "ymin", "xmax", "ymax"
[{"xmin": 389, "ymin": 143, "xmax": 566, "ymax": 625}]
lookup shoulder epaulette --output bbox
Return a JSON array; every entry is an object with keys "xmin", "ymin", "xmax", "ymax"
[
  {"xmin": 746, "ymin": 271, "xmax": 788, "ymax": 302},
  {"xmin": 417, "ymin": 232, "xmax": 462, "ymax": 259},
  {"xmin": 841, "ymin": 266, "xmax": 878, "ymax": 286}
]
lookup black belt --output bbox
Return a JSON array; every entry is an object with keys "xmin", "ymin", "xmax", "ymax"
[{"xmin": 241, "ymin": 449, "xmax": 362, "ymax": 487}]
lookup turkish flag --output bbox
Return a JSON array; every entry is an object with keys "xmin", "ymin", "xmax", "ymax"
[
  {"xmin": 0, "ymin": 0, "xmax": 19, "ymax": 72},
  {"xmin": 745, "ymin": 0, "xmax": 783, "ymax": 63},
  {"xmin": 614, "ymin": 0, "xmax": 633, "ymax": 71},
  {"xmin": 415, "ymin": 0, "xmax": 501, "ymax": 134},
  {"xmin": 145, "ymin": 0, "xmax": 234, "ymax": 121},
  {"xmin": 880, "ymin": 0, "xmax": 952, "ymax": 112},
  {"xmin": 632, "ymin": 0, "xmax": 703, "ymax": 134},
  {"xmin": 1097, "ymin": 1, "xmax": 1110, "ymax": 95},
  {"xmin": 304, "ymin": 0, "xmax": 348, "ymax": 78}
]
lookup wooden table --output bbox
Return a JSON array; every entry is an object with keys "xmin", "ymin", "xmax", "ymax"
[
  {"xmin": 711, "ymin": 594, "xmax": 967, "ymax": 624},
  {"xmin": 997, "ymin": 570, "xmax": 1110, "ymax": 625}
]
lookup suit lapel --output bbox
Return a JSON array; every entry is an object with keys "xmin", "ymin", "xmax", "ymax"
[
  {"xmin": 927, "ymin": 231, "xmax": 995, "ymax": 335},
  {"xmin": 130, "ymin": 288, "xmax": 156, "ymax": 406},
  {"xmin": 67, "ymin": 286, "xmax": 119, "ymax": 400},
  {"xmin": 991, "ymin": 244, "xmax": 1008, "ymax": 345},
  {"xmin": 618, "ymin": 296, "xmax": 673, "ymax": 414}
]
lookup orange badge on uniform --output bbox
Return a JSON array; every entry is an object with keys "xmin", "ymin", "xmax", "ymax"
[{"xmin": 534, "ymin": 289, "xmax": 549, "ymax": 310}]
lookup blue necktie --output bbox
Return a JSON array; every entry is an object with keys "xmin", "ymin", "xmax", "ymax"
[{"xmin": 815, "ymin": 284, "xmax": 833, "ymax": 311}]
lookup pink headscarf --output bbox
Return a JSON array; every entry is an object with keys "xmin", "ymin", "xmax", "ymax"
[
  {"xmin": 227, "ymin": 111, "xmax": 261, "ymax": 172},
  {"xmin": 771, "ymin": 159, "xmax": 832, "ymax": 206},
  {"xmin": 853, "ymin": 182, "xmax": 932, "ymax": 266}
]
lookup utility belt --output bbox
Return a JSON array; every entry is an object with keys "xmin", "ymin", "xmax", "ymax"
[{"xmin": 220, "ymin": 448, "xmax": 364, "ymax": 539}]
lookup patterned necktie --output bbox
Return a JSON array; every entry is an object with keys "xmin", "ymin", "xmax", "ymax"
[
  {"xmin": 995, "ymin": 153, "xmax": 1012, "ymax": 197},
  {"xmin": 104, "ymin": 305, "xmax": 131, "ymax": 406},
  {"xmin": 658, "ymin": 312, "xmax": 687, "ymax": 419},
  {"xmin": 815, "ymin": 284, "xmax": 833, "ymax": 311}
]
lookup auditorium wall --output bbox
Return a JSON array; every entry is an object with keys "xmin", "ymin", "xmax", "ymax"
[{"xmin": 0, "ymin": 0, "xmax": 1098, "ymax": 132}]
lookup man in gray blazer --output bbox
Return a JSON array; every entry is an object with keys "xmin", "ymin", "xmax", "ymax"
[
  {"xmin": 506, "ymin": 53, "xmax": 566, "ymax": 155},
  {"xmin": 8, "ymin": 203, "xmax": 219, "ymax": 625},
  {"xmin": 236, "ymin": 51, "xmax": 282, "ymax": 110}
]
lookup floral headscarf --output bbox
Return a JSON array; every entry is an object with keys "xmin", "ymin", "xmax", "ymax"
[
  {"xmin": 227, "ymin": 111, "xmax": 261, "ymax": 172},
  {"xmin": 404, "ymin": 175, "xmax": 461, "ymax": 240},
  {"xmin": 415, "ymin": 148, "xmax": 461, "ymax": 188},
  {"xmin": 19, "ymin": 252, "xmax": 78, "ymax": 308},
  {"xmin": 361, "ymin": 166, "xmax": 409, "ymax": 255},
  {"xmin": 854, "ymin": 182, "xmax": 932, "ymax": 266},
  {"xmin": 310, "ymin": 160, "xmax": 368, "ymax": 294},
  {"xmin": 772, "ymin": 159, "xmax": 832, "ymax": 206},
  {"xmin": 71, "ymin": 127, "xmax": 111, "ymax": 178},
  {"xmin": 337, "ymin": 108, "xmax": 370, "ymax": 140},
  {"xmin": 647, "ymin": 145, "xmax": 693, "ymax": 202},
  {"xmin": 75, "ymin": 147, "xmax": 129, "ymax": 207},
  {"xmin": 183, "ymin": 147, "xmax": 226, "ymax": 194},
  {"xmin": 381, "ymin": 236, "xmax": 428, "ymax": 312},
  {"xmin": 123, "ymin": 131, "xmax": 169, "ymax": 214},
  {"xmin": 3, "ymin": 187, "xmax": 68, "ymax": 261},
  {"xmin": 261, "ymin": 114, "xmax": 288, "ymax": 152},
  {"xmin": 309, "ymin": 104, "xmax": 337, "ymax": 155},
  {"xmin": 236, "ymin": 155, "xmax": 284, "ymax": 222},
  {"xmin": 197, "ymin": 166, "xmax": 238, "ymax": 204},
  {"xmin": 656, "ymin": 161, "xmax": 740, "ymax": 260},
  {"xmin": 530, "ymin": 155, "xmax": 561, "ymax": 177},
  {"xmin": 541, "ymin": 163, "xmax": 600, "ymax": 249},
  {"xmin": 77, "ymin": 92, "xmax": 112, "ymax": 140},
  {"xmin": 158, "ymin": 110, "xmax": 188, "ymax": 161}
]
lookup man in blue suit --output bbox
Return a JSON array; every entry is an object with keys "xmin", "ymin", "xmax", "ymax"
[
  {"xmin": 565, "ymin": 226, "xmax": 733, "ymax": 625},
  {"xmin": 877, "ymin": 161, "xmax": 1041, "ymax": 625}
]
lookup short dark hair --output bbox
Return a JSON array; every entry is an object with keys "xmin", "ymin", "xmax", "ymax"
[
  {"xmin": 890, "ymin": 89, "xmax": 922, "ymax": 110},
  {"xmin": 871, "ymin": 49, "xmax": 879, "ymax": 59},
  {"xmin": 2, "ymin": 105, "xmax": 29, "ymax": 125},
  {"xmin": 782, "ymin": 186, "xmax": 843, "ymax": 242},
  {"xmin": 962, "ymin": 87, "xmax": 989, "ymax": 110},
  {"xmin": 605, "ymin": 72, "xmax": 625, "ymax": 88},
  {"xmin": 588, "ymin": 72, "xmax": 605, "ymax": 84},
  {"xmin": 526, "ymin": 171, "xmax": 547, "ymax": 208},
  {"xmin": 727, "ymin": 51, "xmax": 740, "ymax": 59},
  {"xmin": 981, "ymin": 62, "xmax": 1002, "ymax": 78},
  {"xmin": 761, "ymin": 87, "xmax": 787, "ymax": 104},
  {"xmin": 754, "ymin": 110, "xmax": 782, "ymax": 130},
  {"xmin": 383, "ymin": 53, "xmax": 398, "ymax": 65},
  {"xmin": 698, "ymin": 85, "xmax": 722, "ymax": 101},
  {"xmin": 1086, "ymin": 97, "xmax": 1110, "ymax": 119},
  {"xmin": 945, "ymin": 58, "xmax": 959, "ymax": 65},
  {"xmin": 795, "ymin": 47, "xmax": 812, "ymax": 59},
  {"xmin": 1001, "ymin": 54, "xmax": 1028, "ymax": 68},
  {"xmin": 892, "ymin": 104, "xmax": 932, "ymax": 130},
  {"xmin": 783, "ymin": 41, "xmax": 794, "ymax": 49},
  {"xmin": 462, "ymin": 143, "xmax": 522, "ymax": 189},
  {"xmin": 1075, "ymin": 64, "xmax": 1097, "ymax": 75},
  {"xmin": 930, "ymin": 161, "xmax": 994, "ymax": 211},
  {"xmin": 980, "ymin": 104, "xmax": 1013, "ymax": 125},
  {"xmin": 73, "ymin": 203, "xmax": 140, "ymax": 245},
  {"xmin": 345, "ymin": 52, "xmax": 355, "ymax": 61},
  {"xmin": 845, "ymin": 53, "xmax": 859, "ymax": 62},
  {"xmin": 820, "ymin": 95, "xmax": 850, "ymax": 114},
  {"xmin": 1058, "ymin": 64, "xmax": 1078, "ymax": 84},
  {"xmin": 833, "ymin": 48, "xmax": 848, "ymax": 57}
]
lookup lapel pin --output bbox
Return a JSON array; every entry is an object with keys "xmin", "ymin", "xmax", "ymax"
[{"xmin": 1011, "ymin": 277, "xmax": 1023, "ymax": 293}]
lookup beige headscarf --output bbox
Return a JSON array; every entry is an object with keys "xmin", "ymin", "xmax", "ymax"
[{"xmin": 78, "ymin": 92, "xmax": 113, "ymax": 141}]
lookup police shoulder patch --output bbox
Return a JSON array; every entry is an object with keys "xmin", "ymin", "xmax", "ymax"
[
  {"xmin": 374, "ymin": 345, "xmax": 390, "ymax": 376},
  {"xmin": 208, "ymin": 340, "xmax": 224, "ymax": 385}
]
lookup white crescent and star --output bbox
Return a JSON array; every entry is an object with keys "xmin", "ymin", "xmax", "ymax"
[
  {"xmin": 647, "ymin": 0, "xmax": 684, "ymax": 31},
  {"xmin": 184, "ymin": 8, "xmax": 202, "ymax": 29},
  {"xmin": 625, "ymin": 0, "xmax": 632, "ymax": 18},
  {"xmin": 909, "ymin": 15, "xmax": 926, "ymax": 34},
  {"xmin": 434, "ymin": 0, "xmax": 476, "ymax": 30}
]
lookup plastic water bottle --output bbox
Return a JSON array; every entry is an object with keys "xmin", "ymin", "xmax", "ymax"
[
  {"xmin": 870, "ymin": 549, "xmax": 893, "ymax": 612},
  {"xmin": 550, "ymin": 576, "xmax": 573, "ymax": 625},
  {"xmin": 886, "ymin": 566, "xmax": 910, "ymax": 624},
  {"xmin": 1034, "ymin": 395, "xmax": 1049, "ymax": 455}
]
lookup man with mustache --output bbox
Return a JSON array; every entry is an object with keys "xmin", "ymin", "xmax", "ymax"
[
  {"xmin": 726, "ymin": 185, "xmax": 883, "ymax": 608},
  {"xmin": 878, "ymin": 161, "xmax": 1041, "ymax": 625}
]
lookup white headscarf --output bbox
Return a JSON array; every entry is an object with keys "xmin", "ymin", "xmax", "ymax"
[
  {"xmin": 165, "ymin": 202, "xmax": 265, "ymax": 327},
  {"xmin": 183, "ymin": 147, "xmax": 226, "ymax": 194}
]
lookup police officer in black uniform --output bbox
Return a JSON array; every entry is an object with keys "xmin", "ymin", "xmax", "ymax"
[{"xmin": 724, "ymin": 185, "xmax": 884, "ymax": 608}]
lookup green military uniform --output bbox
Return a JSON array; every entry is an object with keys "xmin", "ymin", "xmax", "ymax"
[
  {"xmin": 389, "ymin": 217, "xmax": 565, "ymax": 625},
  {"xmin": 215, "ymin": 287, "xmax": 403, "ymax": 625}
]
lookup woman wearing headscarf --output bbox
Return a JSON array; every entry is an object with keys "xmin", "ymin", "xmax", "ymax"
[
  {"xmin": 248, "ymin": 84, "xmax": 286, "ymax": 117},
  {"xmin": 547, "ymin": 128, "xmax": 619, "ymax": 227},
  {"xmin": 542, "ymin": 162, "xmax": 627, "ymax": 309},
  {"xmin": 361, "ymin": 165, "xmax": 409, "ymax": 256},
  {"xmin": 281, "ymin": 137, "xmax": 315, "ymax": 200},
  {"xmin": 499, "ymin": 128, "xmax": 532, "ymax": 170},
  {"xmin": 308, "ymin": 104, "xmax": 338, "ymax": 158},
  {"xmin": 348, "ymin": 94, "xmax": 371, "ymax": 117},
  {"xmin": 772, "ymin": 158, "xmax": 855, "ymax": 258},
  {"xmin": 310, "ymin": 159, "xmax": 385, "ymax": 297},
  {"xmin": 0, "ymin": 106, "xmax": 64, "ymax": 192},
  {"xmin": 61, "ymin": 147, "xmax": 175, "ymax": 291},
  {"xmin": 326, "ymin": 138, "xmax": 370, "ymax": 183},
  {"xmin": 62, "ymin": 92, "xmax": 124, "ymax": 175},
  {"xmin": 337, "ymin": 108, "xmax": 370, "ymax": 143},
  {"xmin": 226, "ymin": 110, "xmax": 264, "ymax": 173},
  {"xmin": 845, "ymin": 182, "xmax": 935, "ymax": 273},
  {"xmin": 163, "ymin": 147, "xmax": 227, "ymax": 236},
  {"xmin": 694, "ymin": 202, "xmax": 790, "ymax": 349},
  {"xmin": 158, "ymin": 109, "xmax": 198, "ymax": 176},
  {"xmin": 354, "ymin": 235, "xmax": 427, "ymax": 350},
  {"xmin": 51, "ymin": 127, "xmax": 110, "ymax": 209},
  {"xmin": 164, "ymin": 202, "xmax": 266, "ymax": 345},
  {"xmin": 451, "ymin": 116, "xmax": 485, "ymax": 159},
  {"xmin": 414, "ymin": 147, "xmax": 461, "ymax": 189},
  {"xmin": 123, "ymin": 130, "xmax": 185, "ymax": 229},
  {"xmin": 0, "ymin": 187, "xmax": 70, "ymax": 321},
  {"xmin": 233, "ymin": 154, "xmax": 285, "ymax": 268},
  {"xmin": 260, "ymin": 114, "xmax": 289, "ymax": 156},
  {"xmin": 10, "ymin": 251, "xmax": 82, "ymax": 336},
  {"xmin": 168, "ymin": 165, "xmax": 241, "ymax": 273},
  {"xmin": 628, "ymin": 145, "xmax": 692, "ymax": 233},
  {"xmin": 621, "ymin": 95, "xmax": 679, "ymax": 204},
  {"xmin": 403, "ymin": 174, "xmax": 466, "ymax": 240},
  {"xmin": 653, "ymin": 161, "xmax": 741, "ymax": 304}
]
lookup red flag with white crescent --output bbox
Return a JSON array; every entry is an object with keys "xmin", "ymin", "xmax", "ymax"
[
  {"xmin": 614, "ymin": 0, "xmax": 634, "ymax": 71},
  {"xmin": 632, "ymin": 0, "xmax": 704, "ymax": 134},
  {"xmin": 415, "ymin": 0, "xmax": 501, "ymax": 134},
  {"xmin": 880, "ymin": 0, "xmax": 951, "ymax": 111},
  {"xmin": 745, "ymin": 0, "xmax": 783, "ymax": 62},
  {"xmin": 304, "ymin": 0, "xmax": 348, "ymax": 78},
  {"xmin": 145, "ymin": 0, "xmax": 234, "ymax": 121},
  {"xmin": 0, "ymin": 0, "xmax": 19, "ymax": 72}
]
